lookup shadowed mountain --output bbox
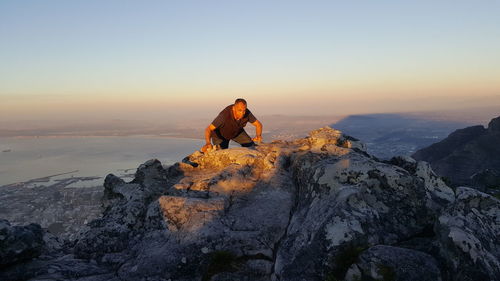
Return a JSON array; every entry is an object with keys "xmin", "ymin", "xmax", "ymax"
[
  {"xmin": 331, "ymin": 113, "xmax": 470, "ymax": 159},
  {"xmin": 412, "ymin": 116, "xmax": 500, "ymax": 193}
]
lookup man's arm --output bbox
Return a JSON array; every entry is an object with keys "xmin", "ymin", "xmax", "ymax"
[
  {"xmin": 201, "ymin": 124, "xmax": 216, "ymax": 152},
  {"xmin": 251, "ymin": 120, "xmax": 263, "ymax": 143},
  {"xmin": 205, "ymin": 124, "xmax": 216, "ymax": 144}
]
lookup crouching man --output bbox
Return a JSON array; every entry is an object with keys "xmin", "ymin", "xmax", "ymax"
[{"xmin": 201, "ymin": 98, "xmax": 263, "ymax": 152}]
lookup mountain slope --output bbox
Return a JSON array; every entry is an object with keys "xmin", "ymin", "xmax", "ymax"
[{"xmin": 413, "ymin": 116, "xmax": 500, "ymax": 192}]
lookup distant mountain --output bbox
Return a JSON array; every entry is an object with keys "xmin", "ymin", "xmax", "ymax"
[
  {"xmin": 332, "ymin": 113, "xmax": 469, "ymax": 159},
  {"xmin": 412, "ymin": 116, "xmax": 500, "ymax": 193}
]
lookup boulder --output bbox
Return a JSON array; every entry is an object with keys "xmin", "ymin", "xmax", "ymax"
[
  {"xmin": 0, "ymin": 220, "xmax": 44, "ymax": 267},
  {"xmin": 345, "ymin": 245, "xmax": 442, "ymax": 281}
]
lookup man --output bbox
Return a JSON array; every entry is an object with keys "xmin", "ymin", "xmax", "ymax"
[{"xmin": 201, "ymin": 98, "xmax": 263, "ymax": 152}]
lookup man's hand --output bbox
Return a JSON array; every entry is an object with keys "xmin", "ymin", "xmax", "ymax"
[
  {"xmin": 252, "ymin": 135, "xmax": 262, "ymax": 144},
  {"xmin": 201, "ymin": 143, "xmax": 213, "ymax": 153}
]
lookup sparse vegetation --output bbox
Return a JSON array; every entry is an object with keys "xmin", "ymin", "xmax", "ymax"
[
  {"xmin": 376, "ymin": 264, "xmax": 395, "ymax": 281},
  {"xmin": 324, "ymin": 273, "xmax": 342, "ymax": 281},
  {"xmin": 493, "ymin": 192, "xmax": 500, "ymax": 200},
  {"xmin": 325, "ymin": 244, "xmax": 367, "ymax": 281},
  {"xmin": 440, "ymin": 176, "xmax": 453, "ymax": 188},
  {"xmin": 202, "ymin": 250, "xmax": 239, "ymax": 281}
]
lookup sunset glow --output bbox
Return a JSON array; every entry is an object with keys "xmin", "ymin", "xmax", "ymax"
[{"xmin": 1, "ymin": 0, "xmax": 499, "ymax": 122}]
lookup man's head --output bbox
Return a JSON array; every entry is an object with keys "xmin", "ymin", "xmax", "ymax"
[{"xmin": 232, "ymin": 98, "xmax": 247, "ymax": 120}]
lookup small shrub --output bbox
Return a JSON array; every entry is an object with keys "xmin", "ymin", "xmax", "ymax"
[
  {"xmin": 377, "ymin": 264, "xmax": 395, "ymax": 281},
  {"xmin": 325, "ymin": 244, "xmax": 367, "ymax": 281},
  {"xmin": 202, "ymin": 250, "xmax": 239, "ymax": 281}
]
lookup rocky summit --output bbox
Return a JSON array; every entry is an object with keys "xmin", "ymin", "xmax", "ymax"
[{"xmin": 1, "ymin": 127, "xmax": 499, "ymax": 281}]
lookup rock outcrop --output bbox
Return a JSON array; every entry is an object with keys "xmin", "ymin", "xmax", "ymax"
[
  {"xmin": 0, "ymin": 220, "xmax": 44, "ymax": 267},
  {"xmin": 435, "ymin": 186, "xmax": 500, "ymax": 281},
  {"xmin": 1, "ymin": 126, "xmax": 499, "ymax": 281},
  {"xmin": 412, "ymin": 116, "xmax": 500, "ymax": 194},
  {"xmin": 345, "ymin": 245, "xmax": 442, "ymax": 281}
]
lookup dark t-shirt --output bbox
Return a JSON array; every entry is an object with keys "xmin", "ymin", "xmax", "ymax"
[{"xmin": 211, "ymin": 104, "xmax": 257, "ymax": 139}]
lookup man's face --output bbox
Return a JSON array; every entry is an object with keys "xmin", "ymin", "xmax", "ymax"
[{"xmin": 233, "ymin": 102, "xmax": 247, "ymax": 120}]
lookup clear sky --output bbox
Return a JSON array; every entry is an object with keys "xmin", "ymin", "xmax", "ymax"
[{"xmin": 1, "ymin": 0, "xmax": 499, "ymax": 122}]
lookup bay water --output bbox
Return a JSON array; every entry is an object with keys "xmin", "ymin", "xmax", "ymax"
[{"xmin": 0, "ymin": 136, "xmax": 204, "ymax": 187}]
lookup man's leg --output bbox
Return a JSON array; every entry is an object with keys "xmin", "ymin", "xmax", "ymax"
[
  {"xmin": 232, "ymin": 130, "xmax": 255, "ymax": 147},
  {"xmin": 211, "ymin": 130, "xmax": 230, "ymax": 149}
]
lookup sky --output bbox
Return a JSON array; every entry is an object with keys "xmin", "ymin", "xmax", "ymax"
[{"xmin": 1, "ymin": 0, "xmax": 499, "ymax": 122}]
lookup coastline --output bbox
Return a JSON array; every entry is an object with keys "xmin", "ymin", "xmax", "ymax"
[{"xmin": 0, "ymin": 136, "xmax": 205, "ymax": 187}]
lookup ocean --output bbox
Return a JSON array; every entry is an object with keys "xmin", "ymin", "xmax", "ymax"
[{"xmin": 0, "ymin": 136, "xmax": 204, "ymax": 187}]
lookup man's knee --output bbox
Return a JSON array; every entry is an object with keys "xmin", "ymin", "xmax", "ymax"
[
  {"xmin": 212, "ymin": 138, "xmax": 229, "ymax": 149},
  {"xmin": 233, "ymin": 130, "xmax": 253, "ymax": 146},
  {"xmin": 210, "ymin": 131, "xmax": 228, "ymax": 149},
  {"xmin": 240, "ymin": 141, "xmax": 255, "ymax": 148},
  {"xmin": 219, "ymin": 140, "xmax": 229, "ymax": 149}
]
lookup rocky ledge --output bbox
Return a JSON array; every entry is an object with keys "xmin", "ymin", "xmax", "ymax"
[{"xmin": 1, "ymin": 127, "xmax": 499, "ymax": 281}]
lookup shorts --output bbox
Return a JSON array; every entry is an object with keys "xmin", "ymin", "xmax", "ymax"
[{"xmin": 211, "ymin": 129, "xmax": 255, "ymax": 149}]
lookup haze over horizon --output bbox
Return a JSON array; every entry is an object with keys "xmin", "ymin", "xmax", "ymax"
[{"xmin": 1, "ymin": 0, "xmax": 499, "ymax": 123}]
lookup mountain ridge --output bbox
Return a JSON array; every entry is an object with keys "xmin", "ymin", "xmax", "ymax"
[{"xmin": 413, "ymin": 116, "xmax": 500, "ymax": 193}]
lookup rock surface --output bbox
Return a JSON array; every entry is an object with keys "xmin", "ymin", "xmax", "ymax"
[
  {"xmin": 435, "ymin": 186, "xmax": 500, "ymax": 281},
  {"xmin": 1, "ymin": 126, "xmax": 499, "ymax": 281},
  {"xmin": 345, "ymin": 245, "xmax": 442, "ymax": 281},
  {"xmin": 0, "ymin": 220, "xmax": 44, "ymax": 267}
]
